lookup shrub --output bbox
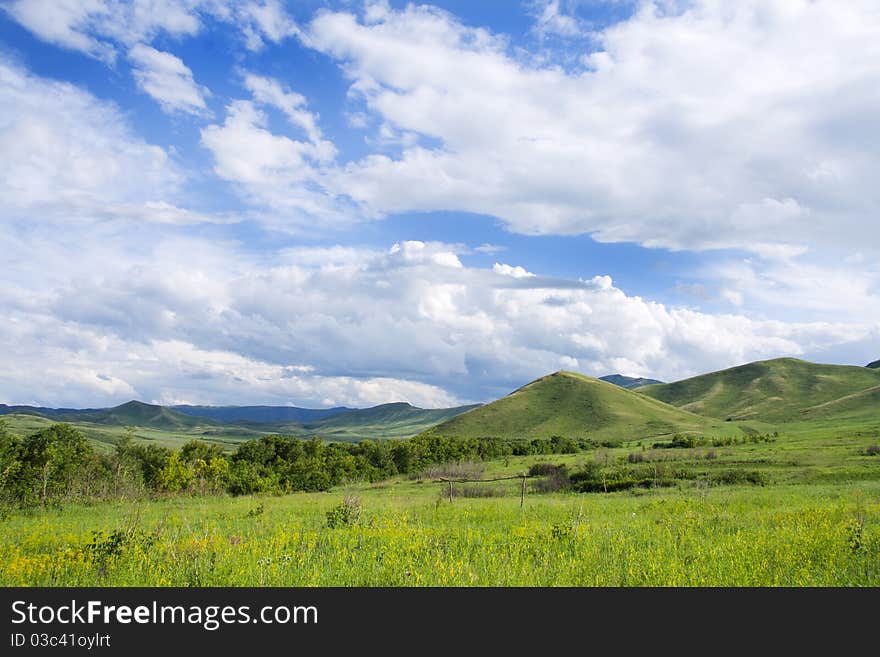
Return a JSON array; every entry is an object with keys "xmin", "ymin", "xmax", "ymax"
[
  {"xmin": 456, "ymin": 484, "xmax": 505, "ymax": 498},
  {"xmin": 528, "ymin": 462, "xmax": 560, "ymax": 476},
  {"xmin": 864, "ymin": 445, "xmax": 880, "ymax": 456},
  {"xmin": 326, "ymin": 496, "xmax": 362, "ymax": 528},
  {"xmin": 531, "ymin": 465, "xmax": 571, "ymax": 493},
  {"xmin": 416, "ymin": 461, "xmax": 485, "ymax": 480}
]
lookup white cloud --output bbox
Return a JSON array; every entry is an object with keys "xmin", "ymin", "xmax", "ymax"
[
  {"xmin": 531, "ymin": 1, "xmax": 585, "ymax": 39},
  {"xmin": 474, "ymin": 243, "xmax": 506, "ymax": 254},
  {"xmin": 128, "ymin": 44, "xmax": 209, "ymax": 116},
  {"xmin": 4, "ymin": 0, "xmax": 201, "ymax": 62},
  {"xmin": 3, "ymin": 0, "xmax": 297, "ymax": 61},
  {"xmin": 0, "ymin": 59, "xmax": 206, "ymax": 225},
  {"xmin": 202, "ymin": 101, "xmax": 311, "ymax": 184},
  {"xmin": 297, "ymin": 1, "xmax": 880, "ymax": 256},
  {"xmin": 234, "ymin": 0, "xmax": 300, "ymax": 50},
  {"xmin": 711, "ymin": 253, "xmax": 880, "ymax": 320},
  {"xmin": 199, "ymin": 76, "xmax": 350, "ymax": 229},
  {"xmin": 493, "ymin": 263, "xmax": 536, "ymax": 279},
  {"xmin": 241, "ymin": 72, "xmax": 334, "ymax": 159},
  {"xmin": 2, "ymin": 224, "xmax": 874, "ymax": 406}
]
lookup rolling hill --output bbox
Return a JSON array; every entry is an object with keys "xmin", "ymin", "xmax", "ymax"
[
  {"xmin": 425, "ymin": 370, "xmax": 732, "ymax": 442},
  {"xmin": 0, "ymin": 399, "xmax": 480, "ymax": 447},
  {"xmin": 639, "ymin": 357, "xmax": 880, "ymax": 423},
  {"xmin": 88, "ymin": 400, "xmax": 222, "ymax": 430},
  {"xmin": 599, "ymin": 374, "xmax": 664, "ymax": 389},
  {"xmin": 0, "ymin": 403, "xmax": 106, "ymax": 421},
  {"xmin": 0, "ymin": 400, "xmax": 220, "ymax": 430}
]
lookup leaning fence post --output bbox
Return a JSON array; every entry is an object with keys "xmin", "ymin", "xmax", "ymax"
[
  {"xmin": 520, "ymin": 474, "xmax": 526, "ymax": 509},
  {"xmin": 448, "ymin": 479, "xmax": 454, "ymax": 503}
]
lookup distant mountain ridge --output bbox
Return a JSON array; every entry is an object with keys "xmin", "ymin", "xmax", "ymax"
[
  {"xmin": 3, "ymin": 356, "xmax": 878, "ymax": 446},
  {"xmin": 0, "ymin": 399, "xmax": 480, "ymax": 442},
  {"xmin": 172, "ymin": 404, "xmax": 354, "ymax": 423},
  {"xmin": 599, "ymin": 374, "xmax": 664, "ymax": 389}
]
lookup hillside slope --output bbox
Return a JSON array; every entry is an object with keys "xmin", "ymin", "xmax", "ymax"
[
  {"xmin": 427, "ymin": 371, "xmax": 730, "ymax": 442},
  {"xmin": 640, "ymin": 358, "xmax": 880, "ymax": 423}
]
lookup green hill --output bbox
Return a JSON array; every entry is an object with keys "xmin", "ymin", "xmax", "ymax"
[
  {"xmin": 87, "ymin": 401, "xmax": 222, "ymax": 431},
  {"xmin": 425, "ymin": 371, "xmax": 731, "ymax": 443},
  {"xmin": 639, "ymin": 358, "xmax": 880, "ymax": 423}
]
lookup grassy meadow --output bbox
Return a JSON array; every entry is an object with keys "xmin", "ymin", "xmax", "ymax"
[{"xmin": 3, "ymin": 420, "xmax": 878, "ymax": 587}]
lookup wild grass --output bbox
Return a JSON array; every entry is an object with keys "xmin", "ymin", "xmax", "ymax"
[{"xmin": 1, "ymin": 479, "xmax": 877, "ymax": 586}]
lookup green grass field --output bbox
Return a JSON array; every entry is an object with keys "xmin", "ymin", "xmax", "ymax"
[
  {"xmin": 3, "ymin": 420, "xmax": 878, "ymax": 586},
  {"xmin": 2, "ymin": 481, "xmax": 877, "ymax": 586}
]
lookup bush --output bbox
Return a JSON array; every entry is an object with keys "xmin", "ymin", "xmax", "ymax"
[
  {"xmin": 456, "ymin": 484, "xmax": 505, "ymax": 498},
  {"xmin": 531, "ymin": 465, "xmax": 571, "ymax": 493},
  {"xmin": 326, "ymin": 496, "xmax": 362, "ymax": 528},
  {"xmin": 417, "ymin": 461, "xmax": 485, "ymax": 480},
  {"xmin": 528, "ymin": 462, "xmax": 561, "ymax": 476},
  {"xmin": 864, "ymin": 445, "xmax": 880, "ymax": 456}
]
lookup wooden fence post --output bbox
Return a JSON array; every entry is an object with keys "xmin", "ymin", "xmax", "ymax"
[{"xmin": 520, "ymin": 475, "xmax": 526, "ymax": 509}]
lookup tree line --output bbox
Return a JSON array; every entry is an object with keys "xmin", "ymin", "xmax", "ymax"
[{"xmin": 0, "ymin": 421, "xmax": 597, "ymax": 509}]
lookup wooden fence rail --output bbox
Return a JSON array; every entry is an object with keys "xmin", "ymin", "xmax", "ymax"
[{"xmin": 434, "ymin": 473, "xmax": 534, "ymax": 507}]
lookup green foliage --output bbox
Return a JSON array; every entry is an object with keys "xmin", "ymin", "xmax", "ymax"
[
  {"xmin": 86, "ymin": 527, "xmax": 156, "ymax": 565},
  {"xmin": 0, "ymin": 423, "xmax": 105, "ymax": 507},
  {"xmin": 156, "ymin": 452, "xmax": 193, "ymax": 493},
  {"xmin": 652, "ymin": 432, "xmax": 776, "ymax": 449}
]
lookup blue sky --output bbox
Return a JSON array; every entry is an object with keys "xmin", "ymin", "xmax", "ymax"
[{"xmin": 0, "ymin": 0, "xmax": 878, "ymax": 408}]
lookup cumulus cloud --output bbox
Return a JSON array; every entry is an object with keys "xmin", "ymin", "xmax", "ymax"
[
  {"xmin": 241, "ymin": 73, "xmax": 334, "ymax": 158},
  {"xmin": 493, "ymin": 263, "xmax": 536, "ymax": 279},
  {"xmin": 4, "ymin": 0, "xmax": 199, "ymax": 61},
  {"xmin": 3, "ymin": 0, "xmax": 297, "ymax": 61},
  {"xmin": 0, "ymin": 59, "xmax": 206, "ymax": 225},
  {"xmin": 128, "ymin": 44, "xmax": 209, "ymax": 116},
  {"xmin": 530, "ymin": 0, "xmax": 585, "ymax": 39},
  {"xmin": 296, "ymin": 1, "xmax": 880, "ymax": 255},
  {"xmin": 200, "ymin": 74, "xmax": 349, "ymax": 228},
  {"xmin": 3, "ymin": 225, "xmax": 874, "ymax": 407}
]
